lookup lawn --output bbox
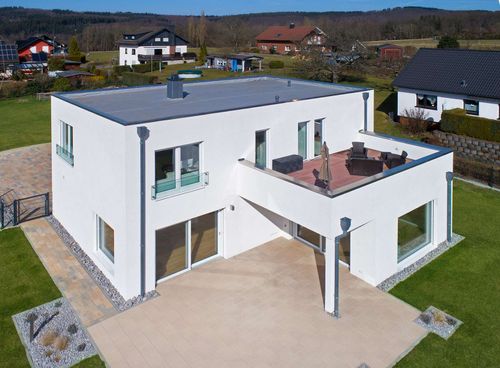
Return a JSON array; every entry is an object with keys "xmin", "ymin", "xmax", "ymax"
[
  {"xmin": 392, "ymin": 180, "xmax": 500, "ymax": 367},
  {"xmin": 0, "ymin": 228, "xmax": 105, "ymax": 368},
  {"xmin": 86, "ymin": 51, "xmax": 118, "ymax": 65},
  {"xmin": 364, "ymin": 38, "xmax": 500, "ymax": 50},
  {"xmin": 0, "ymin": 97, "xmax": 51, "ymax": 152}
]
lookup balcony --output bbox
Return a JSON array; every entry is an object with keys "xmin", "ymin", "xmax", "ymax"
[
  {"xmin": 152, "ymin": 171, "xmax": 209, "ymax": 200},
  {"xmin": 137, "ymin": 53, "xmax": 196, "ymax": 63},
  {"xmin": 56, "ymin": 144, "xmax": 74, "ymax": 166}
]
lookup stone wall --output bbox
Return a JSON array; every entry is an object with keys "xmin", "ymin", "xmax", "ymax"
[{"xmin": 433, "ymin": 130, "xmax": 500, "ymax": 165}]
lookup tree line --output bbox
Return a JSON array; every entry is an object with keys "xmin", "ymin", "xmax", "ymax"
[{"xmin": 0, "ymin": 6, "xmax": 499, "ymax": 51}]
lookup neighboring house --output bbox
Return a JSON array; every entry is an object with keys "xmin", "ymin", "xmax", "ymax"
[
  {"xmin": 118, "ymin": 28, "xmax": 192, "ymax": 66},
  {"xmin": 376, "ymin": 44, "xmax": 404, "ymax": 60},
  {"xmin": 206, "ymin": 54, "xmax": 263, "ymax": 72},
  {"xmin": 394, "ymin": 48, "xmax": 500, "ymax": 121},
  {"xmin": 51, "ymin": 76, "xmax": 453, "ymax": 315},
  {"xmin": 16, "ymin": 35, "xmax": 63, "ymax": 61},
  {"xmin": 255, "ymin": 23, "xmax": 328, "ymax": 54}
]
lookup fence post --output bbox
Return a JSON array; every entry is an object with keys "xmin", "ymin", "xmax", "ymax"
[
  {"xmin": 44, "ymin": 192, "xmax": 50, "ymax": 216},
  {"xmin": 0, "ymin": 201, "xmax": 4, "ymax": 229},
  {"xmin": 13, "ymin": 199, "xmax": 18, "ymax": 226}
]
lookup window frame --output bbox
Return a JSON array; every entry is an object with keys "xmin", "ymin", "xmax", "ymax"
[
  {"xmin": 97, "ymin": 216, "xmax": 115, "ymax": 263},
  {"xmin": 397, "ymin": 202, "xmax": 433, "ymax": 263},
  {"xmin": 415, "ymin": 93, "xmax": 438, "ymax": 110},
  {"xmin": 463, "ymin": 99, "xmax": 479, "ymax": 116}
]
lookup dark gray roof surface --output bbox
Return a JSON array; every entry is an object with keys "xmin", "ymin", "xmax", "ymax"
[
  {"xmin": 54, "ymin": 76, "xmax": 368, "ymax": 125},
  {"xmin": 393, "ymin": 48, "xmax": 500, "ymax": 100}
]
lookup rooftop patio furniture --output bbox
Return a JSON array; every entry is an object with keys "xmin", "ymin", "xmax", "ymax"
[
  {"xmin": 272, "ymin": 154, "xmax": 303, "ymax": 174},
  {"xmin": 380, "ymin": 151, "xmax": 408, "ymax": 169},
  {"xmin": 346, "ymin": 157, "xmax": 384, "ymax": 176},
  {"xmin": 348, "ymin": 142, "xmax": 368, "ymax": 159}
]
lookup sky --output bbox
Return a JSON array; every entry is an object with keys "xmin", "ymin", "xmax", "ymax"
[{"xmin": 0, "ymin": 0, "xmax": 498, "ymax": 14}]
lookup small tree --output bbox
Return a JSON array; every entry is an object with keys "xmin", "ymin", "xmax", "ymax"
[
  {"xmin": 48, "ymin": 57, "xmax": 65, "ymax": 71},
  {"xmin": 437, "ymin": 36, "xmax": 460, "ymax": 49},
  {"xmin": 53, "ymin": 78, "xmax": 72, "ymax": 92},
  {"xmin": 68, "ymin": 36, "xmax": 81, "ymax": 59},
  {"xmin": 198, "ymin": 43, "xmax": 208, "ymax": 66},
  {"xmin": 401, "ymin": 107, "xmax": 430, "ymax": 133}
]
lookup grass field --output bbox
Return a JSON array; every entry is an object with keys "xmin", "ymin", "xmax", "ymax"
[
  {"xmin": 0, "ymin": 228, "xmax": 105, "ymax": 368},
  {"xmin": 86, "ymin": 51, "xmax": 118, "ymax": 64},
  {"xmin": 393, "ymin": 180, "xmax": 500, "ymax": 367},
  {"xmin": 364, "ymin": 38, "xmax": 500, "ymax": 50},
  {"xmin": 0, "ymin": 97, "xmax": 51, "ymax": 152}
]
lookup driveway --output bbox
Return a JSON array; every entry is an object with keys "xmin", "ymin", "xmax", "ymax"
[{"xmin": 89, "ymin": 238, "xmax": 426, "ymax": 368}]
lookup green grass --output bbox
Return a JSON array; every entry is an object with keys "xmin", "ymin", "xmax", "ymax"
[
  {"xmin": 0, "ymin": 228, "xmax": 105, "ymax": 368},
  {"xmin": 0, "ymin": 97, "xmax": 51, "ymax": 152},
  {"xmin": 363, "ymin": 38, "xmax": 500, "ymax": 50},
  {"xmin": 86, "ymin": 51, "xmax": 118, "ymax": 64},
  {"xmin": 392, "ymin": 181, "xmax": 500, "ymax": 367}
]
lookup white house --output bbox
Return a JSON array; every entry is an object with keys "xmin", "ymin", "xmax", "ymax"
[
  {"xmin": 118, "ymin": 28, "xmax": 192, "ymax": 66},
  {"xmin": 394, "ymin": 48, "xmax": 500, "ymax": 122},
  {"xmin": 51, "ymin": 76, "xmax": 453, "ymax": 316}
]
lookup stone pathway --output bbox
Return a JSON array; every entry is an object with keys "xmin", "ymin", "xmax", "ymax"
[
  {"xmin": 21, "ymin": 218, "xmax": 117, "ymax": 327},
  {"xmin": 0, "ymin": 143, "xmax": 52, "ymax": 199}
]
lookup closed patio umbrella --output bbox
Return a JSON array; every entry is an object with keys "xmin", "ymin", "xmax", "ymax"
[{"xmin": 318, "ymin": 141, "xmax": 332, "ymax": 186}]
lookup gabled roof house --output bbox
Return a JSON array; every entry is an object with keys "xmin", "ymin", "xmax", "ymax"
[
  {"xmin": 255, "ymin": 23, "xmax": 328, "ymax": 54},
  {"xmin": 394, "ymin": 48, "xmax": 500, "ymax": 121}
]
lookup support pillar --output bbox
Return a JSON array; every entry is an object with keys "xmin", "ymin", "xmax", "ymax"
[
  {"xmin": 362, "ymin": 92, "xmax": 369, "ymax": 132},
  {"xmin": 446, "ymin": 171, "xmax": 454, "ymax": 243},
  {"xmin": 137, "ymin": 126, "xmax": 150, "ymax": 297}
]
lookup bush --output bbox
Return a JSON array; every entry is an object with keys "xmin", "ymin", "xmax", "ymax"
[
  {"xmin": 400, "ymin": 107, "xmax": 430, "ymax": 133},
  {"xmin": 131, "ymin": 62, "xmax": 160, "ymax": 73},
  {"xmin": 25, "ymin": 74, "xmax": 54, "ymax": 94},
  {"xmin": 113, "ymin": 65, "xmax": 132, "ymax": 75},
  {"xmin": 122, "ymin": 72, "xmax": 158, "ymax": 86},
  {"xmin": 0, "ymin": 81, "xmax": 27, "ymax": 98},
  {"xmin": 454, "ymin": 156, "xmax": 500, "ymax": 186},
  {"xmin": 268, "ymin": 60, "xmax": 284, "ymax": 69},
  {"xmin": 53, "ymin": 78, "xmax": 72, "ymax": 92},
  {"xmin": 438, "ymin": 36, "xmax": 460, "ymax": 49},
  {"xmin": 48, "ymin": 57, "xmax": 65, "ymax": 71},
  {"xmin": 441, "ymin": 108, "xmax": 500, "ymax": 142}
]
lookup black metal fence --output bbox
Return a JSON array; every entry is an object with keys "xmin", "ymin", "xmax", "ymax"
[{"xmin": 0, "ymin": 192, "xmax": 50, "ymax": 229}]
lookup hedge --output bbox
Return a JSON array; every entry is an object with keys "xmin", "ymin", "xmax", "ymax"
[
  {"xmin": 131, "ymin": 62, "xmax": 161, "ymax": 73},
  {"xmin": 440, "ymin": 108, "xmax": 500, "ymax": 142},
  {"xmin": 122, "ymin": 72, "xmax": 158, "ymax": 86},
  {"xmin": 113, "ymin": 65, "xmax": 132, "ymax": 75},
  {"xmin": 268, "ymin": 60, "xmax": 285, "ymax": 69},
  {"xmin": 454, "ymin": 156, "xmax": 500, "ymax": 187}
]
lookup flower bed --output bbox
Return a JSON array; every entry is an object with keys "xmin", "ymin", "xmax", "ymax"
[{"xmin": 12, "ymin": 298, "xmax": 97, "ymax": 368}]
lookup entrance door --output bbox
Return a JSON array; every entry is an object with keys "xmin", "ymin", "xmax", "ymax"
[
  {"xmin": 255, "ymin": 130, "xmax": 267, "ymax": 168},
  {"xmin": 156, "ymin": 211, "xmax": 220, "ymax": 282},
  {"xmin": 298, "ymin": 122, "xmax": 307, "ymax": 159}
]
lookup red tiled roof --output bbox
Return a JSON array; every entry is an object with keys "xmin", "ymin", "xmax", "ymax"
[{"xmin": 255, "ymin": 26, "xmax": 320, "ymax": 42}]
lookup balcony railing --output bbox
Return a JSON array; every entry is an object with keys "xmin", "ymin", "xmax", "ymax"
[
  {"xmin": 152, "ymin": 171, "xmax": 209, "ymax": 199},
  {"xmin": 56, "ymin": 144, "xmax": 74, "ymax": 166}
]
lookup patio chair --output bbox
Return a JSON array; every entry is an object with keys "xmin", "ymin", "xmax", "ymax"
[
  {"xmin": 348, "ymin": 141, "xmax": 368, "ymax": 159},
  {"xmin": 346, "ymin": 157, "xmax": 384, "ymax": 176},
  {"xmin": 381, "ymin": 150, "xmax": 408, "ymax": 169}
]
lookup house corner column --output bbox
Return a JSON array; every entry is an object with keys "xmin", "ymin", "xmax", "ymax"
[
  {"xmin": 446, "ymin": 171, "xmax": 454, "ymax": 243},
  {"xmin": 324, "ymin": 237, "xmax": 335, "ymax": 314},
  {"xmin": 137, "ymin": 126, "xmax": 150, "ymax": 297}
]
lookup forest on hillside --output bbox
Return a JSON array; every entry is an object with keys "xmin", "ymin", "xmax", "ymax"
[{"xmin": 0, "ymin": 6, "xmax": 499, "ymax": 51}]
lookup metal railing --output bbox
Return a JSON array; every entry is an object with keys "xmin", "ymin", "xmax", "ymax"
[
  {"xmin": 56, "ymin": 144, "xmax": 74, "ymax": 166},
  {"xmin": 1, "ymin": 192, "xmax": 50, "ymax": 228},
  {"xmin": 151, "ymin": 172, "xmax": 209, "ymax": 199}
]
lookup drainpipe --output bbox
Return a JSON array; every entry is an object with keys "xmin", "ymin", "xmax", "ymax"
[
  {"xmin": 362, "ymin": 92, "xmax": 369, "ymax": 132},
  {"xmin": 137, "ymin": 126, "xmax": 150, "ymax": 297},
  {"xmin": 333, "ymin": 217, "xmax": 351, "ymax": 319},
  {"xmin": 446, "ymin": 171, "xmax": 454, "ymax": 243}
]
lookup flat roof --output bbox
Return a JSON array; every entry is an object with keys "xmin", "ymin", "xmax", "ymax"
[{"xmin": 54, "ymin": 76, "xmax": 370, "ymax": 125}]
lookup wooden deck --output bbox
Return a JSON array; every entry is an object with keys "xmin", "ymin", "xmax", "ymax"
[{"xmin": 288, "ymin": 149, "xmax": 391, "ymax": 190}]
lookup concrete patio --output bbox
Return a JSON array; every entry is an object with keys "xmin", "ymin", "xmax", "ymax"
[{"xmin": 89, "ymin": 238, "xmax": 426, "ymax": 368}]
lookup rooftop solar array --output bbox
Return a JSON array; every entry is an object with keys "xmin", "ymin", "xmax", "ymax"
[{"xmin": 0, "ymin": 42, "xmax": 19, "ymax": 64}]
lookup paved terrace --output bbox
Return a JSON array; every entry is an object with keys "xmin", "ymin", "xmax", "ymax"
[
  {"xmin": 89, "ymin": 238, "xmax": 426, "ymax": 368},
  {"xmin": 54, "ymin": 76, "xmax": 368, "ymax": 125}
]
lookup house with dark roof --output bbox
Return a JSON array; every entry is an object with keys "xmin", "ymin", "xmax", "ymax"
[
  {"xmin": 394, "ymin": 48, "xmax": 500, "ymax": 121},
  {"xmin": 118, "ymin": 28, "xmax": 193, "ymax": 66},
  {"xmin": 16, "ymin": 35, "xmax": 64, "ymax": 61},
  {"xmin": 255, "ymin": 23, "xmax": 328, "ymax": 54}
]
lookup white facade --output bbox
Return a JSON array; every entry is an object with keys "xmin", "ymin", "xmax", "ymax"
[
  {"xmin": 398, "ymin": 87, "xmax": 499, "ymax": 121},
  {"xmin": 52, "ymin": 78, "xmax": 452, "ymax": 314},
  {"xmin": 119, "ymin": 45, "xmax": 188, "ymax": 66}
]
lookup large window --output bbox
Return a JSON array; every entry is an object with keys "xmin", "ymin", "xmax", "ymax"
[
  {"xmin": 398, "ymin": 202, "xmax": 432, "ymax": 262},
  {"xmin": 296, "ymin": 224, "xmax": 322, "ymax": 251},
  {"xmin": 255, "ymin": 130, "xmax": 267, "ymax": 168},
  {"xmin": 97, "ymin": 217, "xmax": 115, "ymax": 262},
  {"xmin": 314, "ymin": 119, "xmax": 323, "ymax": 157},
  {"xmin": 464, "ymin": 99, "xmax": 479, "ymax": 115},
  {"xmin": 154, "ymin": 143, "xmax": 202, "ymax": 198},
  {"xmin": 56, "ymin": 121, "xmax": 74, "ymax": 166},
  {"xmin": 416, "ymin": 94, "xmax": 437, "ymax": 110},
  {"xmin": 298, "ymin": 122, "xmax": 308, "ymax": 159},
  {"xmin": 156, "ymin": 211, "xmax": 219, "ymax": 281}
]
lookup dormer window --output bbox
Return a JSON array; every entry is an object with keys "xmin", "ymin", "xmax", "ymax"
[
  {"xmin": 155, "ymin": 37, "xmax": 161, "ymax": 42},
  {"xmin": 131, "ymin": 36, "xmax": 135, "ymax": 39},
  {"xmin": 163, "ymin": 37, "xmax": 169, "ymax": 42}
]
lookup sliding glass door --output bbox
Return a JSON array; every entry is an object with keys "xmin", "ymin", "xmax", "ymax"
[
  {"xmin": 156, "ymin": 211, "xmax": 219, "ymax": 282},
  {"xmin": 314, "ymin": 119, "xmax": 323, "ymax": 157},
  {"xmin": 298, "ymin": 122, "xmax": 307, "ymax": 159}
]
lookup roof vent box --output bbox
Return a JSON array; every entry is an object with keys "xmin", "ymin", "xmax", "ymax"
[{"xmin": 167, "ymin": 74, "xmax": 184, "ymax": 99}]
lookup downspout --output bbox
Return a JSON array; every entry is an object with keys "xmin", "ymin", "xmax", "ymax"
[
  {"xmin": 334, "ymin": 217, "xmax": 351, "ymax": 319},
  {"xmin": 137, "ymin": 126, "xmax": 150, "ymax": 297},
  {"xmin": 446, "ymin": 171, "xmax": 454, "ymax": 243},
  {"xmin": 362, "ymin": 92, "xmax": 369, "ymax": 132}
]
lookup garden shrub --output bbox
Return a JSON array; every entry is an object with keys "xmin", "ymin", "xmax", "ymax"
[
  {"xmin": 400, "ymin": 107, "xmax": 430, "ymax": 133},
  {"xmin": 0, "ymin": 81, "xmax": 27, "ymax": 98},
  {"xmin": 53, "ymin": 78, "xmax": 72, "ymax": 92},
  {"xmin": 454, "ymin": 156, "xmax": 500, "ymax": 186},
  {"xmin": 268, "ymin": 60, "xmax": 285, "ymax": 69},
  {"xmin": 122, "ymin": 72, "xmax": 158, "ymax": 86},
  {"xmin": 131, "ymin": 62, "xmax": 160, "ymax": 73},
  {"xmin": 113, "ymin": 65, "xmax": 132, "ymax": 75},
  {"xmin": 441, "ymin": 108, "xmax": 500, "ymax": 142}
]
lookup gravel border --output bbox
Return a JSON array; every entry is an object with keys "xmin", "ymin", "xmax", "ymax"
[
  {"xmin": 377, "ymin": 233, "xmax": 464, "ymax": 292},
  {"xmin": 415, "ymin": 306, "xmax": 462, "ymax": 339},
  {"xmin": 12, "ymin": 298, "xmax": 97, "ymax": 368},
  {"xmin": 47, "ymin": 215, "xmax": 158, "ymax": 311}
]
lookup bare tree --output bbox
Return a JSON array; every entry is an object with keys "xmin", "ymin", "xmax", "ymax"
[
  {"xmin": 187, "ymin": 17, "xmax": 197, "ymax": 46},
  {"xmin": 198, "ymin": 11, "xmax": 207, "ymax": 48},
  {"xmin": 401, "ymin": 107, "xmax": 430, "ymax": 133}
]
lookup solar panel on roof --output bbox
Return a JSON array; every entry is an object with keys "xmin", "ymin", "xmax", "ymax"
[{"xmin": 0, "ymin": 43, "xmax": 19, "ymax": 63}]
